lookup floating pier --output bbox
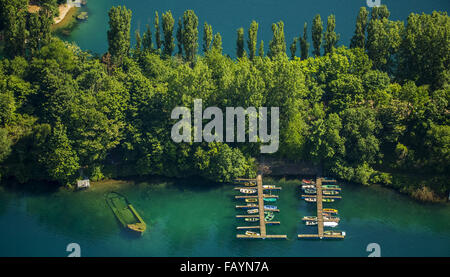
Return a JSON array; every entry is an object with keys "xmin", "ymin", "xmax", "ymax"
[
  {"xmin": 235, "ymin": 175, "xmax": 287, "ymax": 240},
  {"xmin": 298, "ymin": 177, "xmax": 346, "ymax": 240}
]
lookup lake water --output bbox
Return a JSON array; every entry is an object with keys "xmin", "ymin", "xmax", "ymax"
[
  {"xmin": 64, "ymin": 0, "xmax": 449, "ymax": 57},
  {"xmin": 0, "ymin": 178, "xmax": 449, "ymax": 257}
]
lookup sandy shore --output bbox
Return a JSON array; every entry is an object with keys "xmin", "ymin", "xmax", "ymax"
[
  {"xmin": 28, "ymin": 3, "xmax": 75, "ymax": 24},
  {"xmin": 54, "ymin": 4, "xmax": 74, "ymax": 24}
]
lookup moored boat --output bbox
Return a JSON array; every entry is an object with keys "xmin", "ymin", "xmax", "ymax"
[
  {"xmin": 323, "ymin": 208, "xmax": 338, "ymax": 214},
  {"xmin": 247, "ymin": 209, "xmax": 259, "ymax": 214},
  {"xmin": 305, "ymin": 221, "xmax": 317, "ymax": 226},
  {"xmin": 323, "ymin": 190, "xmax": 340, "ymax": 195},
  {"xmin": 301, "ymin": 184, "xmax": 316, "ymax": 189},
  {"xmin": 304, "ymin": 197, "xmax": 317, "ymax": 202},
  {"xmin": 263, "ymin": 205, "xmax": 277, "ymax": 210},
  {"xmin": 240, "ymin": 188, "xmax": 257, "ymax": 194},
  {"xmin": 263, "ymin": 185, "xmax": 276, "ymax": 189},
  {"xmin": 245, "ymin": 198, "xmax": 258, "ymax": 203},
  {"xmin": 265, "ymin": 212, "xmax": 275, "ymax": 221},
  {"xmin": 324, "ymin": 221, "xmax": 339, "ymax": 227},
  {"xmin": 244, "ymin": 182, "xmax": 256, "ymax": 187},
  {"xmin": 263, "ymin": 197, "xmax": 277, "ymax": 202},
  {"xmin": 322, "ymin": 198, "xmax": 335, "ymax": 203},
  {"xmin": 245, "ymin": 231, "xmax": 260, "ymax": 236},
  {"xmin": 303, "ymin": 188, "xmax": 317, "ymax": 194},
  {"xmin": 245, "ymin": 217, "xmax": 259, "ymax": 222},
  {"xmin": 322, "ymin": 185, "xmax": 340, "ymax": 189},
  {"xmin": 324, "ymin": 230, "xmax": 346, "ymax": 237}
]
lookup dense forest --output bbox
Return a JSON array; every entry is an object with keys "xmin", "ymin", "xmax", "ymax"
[{"xmin": 0, "ymin": 1, "xmax": 448, "ymax": 201}]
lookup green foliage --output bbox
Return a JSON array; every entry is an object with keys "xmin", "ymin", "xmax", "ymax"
[
  {"xmin": 0, "ymin": 7, "xmax": 448, "ymax": 195},
  {"xmin": 299, "ymin": 22, "xmax": 309, "ymax": 60},
  {"xmin": 236, "ymin": 27, "xmax": 245, "ymax": 59},
  {"xmin": 247, "ymin": 21, "xmax": 258, "ymax": 61},
  {"xmin": 350, "ymin": 7, "xmax": 369, "ymax": 49},
  {"xmin": 202, "ymin": 22, "xmax": 213, "ymax": 54},
  {"xmin": 107, "ymin": 6, "xmax": 132, "ymax": 66},
  {"xmin": 398, "ymin": 12, "xmax": 450, "ymax": 89},
  {"xmin": 366, "ymin": 16, "xmax": 403, "ymax": 74},
  {"xmin": 182, "ymin": 10, "xmax": 199, "ymax": 64},
  {"xmin": 268, "ymin": 21, "xmax": 286, "ymax": 58},
  {"xmin": 162, "ymin": 11, "xmax": 175, "ymax": 56},
  {"xmin": 312, "ymin": 14, "xmax": 323, "ymax": 57},
  {"xmin": 154, "ymin": 11, "xmax": 161, "ymax": 50},
  {"xmin": 323, "ymin": 15, "xmax": 339, "ymax": 55}
]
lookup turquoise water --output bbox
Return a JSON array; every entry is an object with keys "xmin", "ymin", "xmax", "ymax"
[
  {"xmin": 0, "ymin": 179, "xmax": 449, "ymax": 257},
  {"xmin": 65, "ymin": 0, "xmax": 449, "ymax": 57}
]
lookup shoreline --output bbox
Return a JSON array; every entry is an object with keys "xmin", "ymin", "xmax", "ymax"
[{"xmin": 54, "ymin": 3, "xmax": 75, "ymax": 24}]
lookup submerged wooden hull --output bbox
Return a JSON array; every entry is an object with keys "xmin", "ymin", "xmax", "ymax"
[{"xmin": 106, "ymin": 192, "xmax": 146, "ymax": 235}]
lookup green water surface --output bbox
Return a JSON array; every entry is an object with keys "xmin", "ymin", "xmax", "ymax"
[{"xmin": 0, "ymin": 179, "xmax": 449, "ymax": 257}]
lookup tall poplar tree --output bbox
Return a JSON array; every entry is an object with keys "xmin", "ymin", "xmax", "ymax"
[
  {"xmin": 202, "ymin": 22, "xmax": 213, "ymax": 53},
  {"xmin": 350, "ymin": 7, "xmax": 369, "ymax": 49},
  {"xmin": 182, "ymin": 10, "xmax": 199, "ymax": 63},
  {"xmin": 247, "ymin": 21, "xmax": 258, "ymax": 60},
  {"xmin": 259, "ymin": 40, "xmax": 264, "ymax": 57},
  {"xmin": 236, "ymin": 27, "xmax": 245, "ymax": 58},
  {"xmin": 312, "ymin": 14, "xmax": 323, "ymax": 57},
  {"xmin": 142, "ymin": 24, "xmax": 153, "ymax": 51},
  {"xmin": 154, "ymin": 11, "xmax": 161, "ymax": 50},
  {"xmin": 290, "ymin": 37, "xmax": 297, "ymax": 59},
  {"xmin": 107, "ymin": 6, "xmax": 132, "ymax": 66},
  {"xmin": 211, "ymin": 32, "xmax": 223, "ymax": 54},
  {"xmin": 299, "ymin": 22, "xmax": 309, "ymax": 60},
  {"xmin": 176, "ymin": 18, "xmax": 183, "ymax": 56},
  {"xmin": 268, "ymin": 21, "xmax": 286, "ymax": 58},
  {"xmin": 323, "ymin": 14, "xmax": 339, "ymax": 55},
  {"xmin": 162, "ymin": 10, "xmax": 175, "ymax": 56}
]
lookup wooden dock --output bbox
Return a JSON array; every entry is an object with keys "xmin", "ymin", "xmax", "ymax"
[
  {"xmin": 235, "ymin": 194, "xmax": 279, "ymax": 199},
  {"xmin": 298, "ymin": 177, "xmax": 345, "ymax": 240},
  {"xmin": 235, "ymin": 175, "xmax": 287, "ymax": 240},
  {"xmin": 301, "ymin": 195, "xmax": 342, "ymax": 199}
]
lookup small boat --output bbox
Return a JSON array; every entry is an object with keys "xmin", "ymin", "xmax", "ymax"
[
  {"xmin": 245, "ymin": 217, "xmax": 259, "ymax": 222},
  {"xmin": 302, "ymin": 184, "xmax": 316, "ymax": 189},
  {"xmin": 302, "ymin": 179, "xmax": 313, "ymax": 184},
  {"xmin": 323, "ymin": 190, "xmax": 340, "ymax": 195},
  {"xmin": 245, "ymin": 231, "xmax": 260, "ymax": 236},
  {"xmin": 247, "ymin": 209, "xmax": 259, "ymax": 214},
  {"xmin": 322, "ymin": 185, "xmax": 340, "ymax": 189},
  {"xmin": 323, "ymin": 208, "xmax": 338, "ymax": 214},
  {"xmin": 263, "ymin": 185, "xmax": 276, "ymax": 189},
  {"xmin": 240, "ymin": 188, "xmax": 256, "ymax": 194},
  {"xmin": 324, "ymin": 230, "xmax": 346, "ymax": 236},
  {"xmin": 304, "ymin": 221, "xmax": 338, "ymax": 227},
  {"xmin": 263, "ymin": 205, "xmax": 277, "ymax": 210},
  {"xmin": 263, "ymin": 198, "xmax": 277, "ymax": 202},
  {"xmin": 244, "ymin": 182, "xmax": 256, "ymax": 187},
  {"xmin": 303, "ymin": 188, "xmax": 317, "ymax": 194},
  {"xmin": 304, "ymin": 197, "xmax": 334, "ymax": 203},
  {"xmin": 243, "ymin": 203, "xmax": 258, "ymax": 208},
  {"xmin": 323, "ymin": 216, "xmax": 340, "ymax": 222},
  {"xmin": 245, "ymin": 198, "xmax": 258, "ymax": 203},
  {"xmin": 324, "ymin": 221, "xmax": 339, "ymax": 227},
  {"xmin": 302, "ymin": 216, "xmax": 317, "ymax": 221},
  {"xmin": 264, "ymin": 211, "xmax": 275, "ymax": 221},
  {"xmin": 105, "ymin": 192, "xmax": 146, "ymax": 235}
]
